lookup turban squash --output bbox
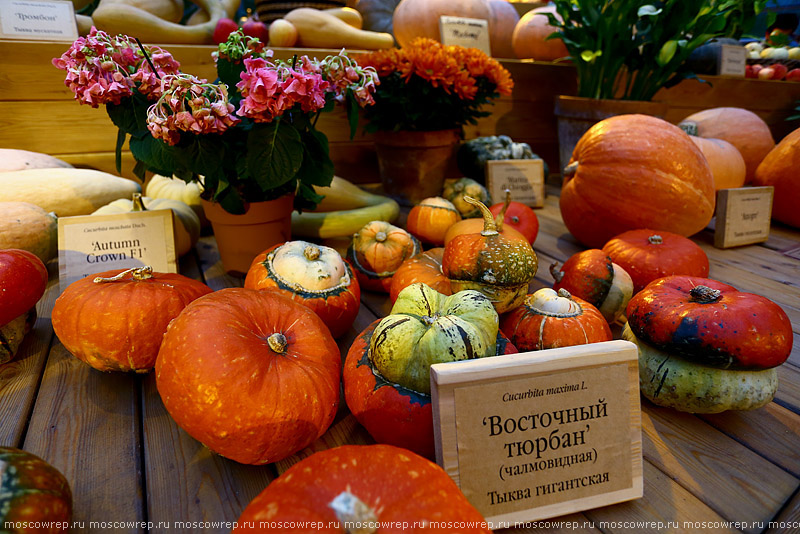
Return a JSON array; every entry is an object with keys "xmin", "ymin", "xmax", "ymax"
[
  {"xmin": 559, "ymin": 114, "xmax": 715, "ymax": 248},
  {"xmin": 347, "ymin": 221, "xmax": 421, "ymax": 292}
]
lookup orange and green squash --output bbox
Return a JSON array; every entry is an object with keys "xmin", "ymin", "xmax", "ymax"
[
  {"xmin": 406, "ymin": 197, "xmax": 462, "ymax": 246},
  {"xmin": 347, "ymin": 221, "xmax": 421, "ymax": 292}
]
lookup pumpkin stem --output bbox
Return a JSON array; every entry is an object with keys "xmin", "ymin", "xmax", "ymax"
[
  {"xmin": 549, "ymin": 262, "xmax": 564, "ymax": 283},
  {"xmin": 563, "ymin": 161, "xmax": 578, "ymax": 178},
  {"xmin": 93, "ymin": 266, "xmax": 153, "ymax": 283},
  {"xmin": 267, "ymin": 332, "xmax": 288, "ymax": 354},
  {"xmin": 689, "ymin": 285, "xmax": 722, "ymax": 304},
  {"xmin": 648, "ymin": 235, "xmax": 663, "ymax": 245},
  {"xmin": 463, "ymin": 196, "xmax": 498, "ymax": 236},
  {"xmin": 329, "ymin": 491, "xmax": 379, "ymax": 534},
  {"xmin": 375, "ymin": 231, "xmax": 387, "ymax": 243},
  {"xmin": 303, "ymin": 245, "xmax": 321, "ymax": 261},
  {"xmin": 557, "ymin": 288, "xmax": 572, "ymax": 299},
  {"xmin": 131, "ymin": 192, "xmax": 147, "ymax": 212},
  {"xmin": 493, "ymin": 189, "xmax": 513, "ymax": 232}
]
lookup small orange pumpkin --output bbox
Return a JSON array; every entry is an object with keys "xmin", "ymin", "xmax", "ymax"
[
  {"xmin": 52, "ymin": 267, "xmax": 212, "ymax": 372},
  {"xmin": 560, "ymin": 114, "xmax": 715, "ymax": 248},
  {"xmin": 501, "ymin": 288, "xmax": 612, "ymax": 351},
  {"xmin": 550, "ymin": 249, "xmax": 633, "ymax": 323},
  {"xmin": 679, "ymin": 107, "xmax": 775, "ymax": 184},
  {"xmin": 389, "ymin": 248, "xmax": 451, "ymax": 303},
  {"xmin": 347, "ymin": 220, "xmax": 421, "ymax": 292},
  {"xmin": 753, "ymin": 126, "xmax": 800, "ymax": 228},
  {"xmin": 442, "ymin": 196, "xmax": 538, "ymax": 313},
  {"xmin": 244, "ymin": 241, "xmax": 361, "ymax": 338},
  {"xmin": 406, "ymin": 197, "xmax": 462, "ymax": 246},
  {"xmin": 156, "ymin": 288, "xmax": 341, "ymax": 465},
  {"xmin": 511, "ymin": 5, "xmax": 567, "ymax": 61},
  {"xmin": 602, "ymin": 229, "xmax": 710, "ymax": 294},
  {"xmin": 688, "ymin": 136, "xmax": 746, "ymax": 191}
]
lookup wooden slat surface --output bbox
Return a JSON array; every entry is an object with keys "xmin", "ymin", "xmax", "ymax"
[{"xmin": 2, "ymin": 180, "xmax": 799, "ymax": 532}]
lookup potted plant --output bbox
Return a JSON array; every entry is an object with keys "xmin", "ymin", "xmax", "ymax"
[
  {"xmin": 356, "ymin": 38, "xmax": 513, "ymax": 205},
  {"xmin": 546, "ymin": 0, "xmax": 767, "ymax": 172},
  {"xmin": 53, "ymin": 28, "xmax": 378, "ymax": 274}
]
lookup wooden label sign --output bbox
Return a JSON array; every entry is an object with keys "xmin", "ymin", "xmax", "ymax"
[
  {"xmin": 58, "ymin": 209, "xmax": 177, "ymax": 290},
  {"xmin": 439, "ymin": 16, "xmax": 491, "ymax": 56},
  {"xmin": 714, "ymin": 186, "xmax": 774, "ymax": 248},
  {"xmin": 431, "ymin": 340, "xmax": 642, "ymax": 526},
  {"xmin": 0, "ymin": 0, "xmax": 77, "ymax": 41},
  {"xmin": 718, "ymin": 44, "xmax": 746, "ymax": 77},
  {"xmin": 486, "ymin": 159, "xmax": 545, "ymax": 208}
]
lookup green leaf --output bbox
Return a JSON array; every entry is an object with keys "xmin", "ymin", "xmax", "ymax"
[
  {"xmin": 214, "ymin": 181, "xmax": 246, "ymax": 215},
  {"xmin": 295, "ymin": 129, "xmax": 334, "ymax": 188},
  {"xmin": 657, "ymin": 40, "xmax": 678, "ymax": 66},
  {"xmin": 115, "ymin": 129, "xmax": 126, "ymax": 174},
  {"xmin": 129, "ymin": 135, "xmax": 174, "ymax": 176},
  {"xmin": 345, "ymin": 90, "xmax": 360, "ymax": 140},
  {"xmin": 294, "ymin": 181, "xmax": 325, "ymax": 213},
  {"xmin": 638, "ymin": 5, "xmax": 662, "ymax": 17},
  {"xmin": 580, "ymin": 50, "xmax": 602, "ymax": 63},
  {"xmin": 133, "ymin": 159, "xmax": 147, "ymax": 183},
  {"xmin": 246, "ymin": 121, "xmax": 304, "ymax": 193}
]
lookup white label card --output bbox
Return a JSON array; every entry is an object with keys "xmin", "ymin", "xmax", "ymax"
[
  {"xmin": 439, "ymin": 16, "xmax": 492, "ymax": 56},
  {"xmin": 58, "ymin": 210, "xmax": 177, "ymax": 290},
  {"xmin": 486, "ymin": 159, "xmax": 545, "ymax": 208},
  {"xmin": 718, "ymin": 44, "xmax": 746, "ymax": 77},
  {"xmin": 0, "ymin": 0, "xmax": 77, "ymax": 41}
]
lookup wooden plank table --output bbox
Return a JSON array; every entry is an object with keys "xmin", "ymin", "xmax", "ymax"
[{"xmin": 3, "ymin": 185, "xmax": 800, "ymax": 533}]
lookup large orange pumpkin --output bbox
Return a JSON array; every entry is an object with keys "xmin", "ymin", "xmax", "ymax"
[
  {"xmin": 393, "ymin": 0, "xmax": 491, "ymax": 48},
  {"xmin": 753, "ymin": 126, "xmax": 800, "ymax": 228},
  {"xmin": 487, "ymin": 0, "xmax": 519, "ymax": 58},
  {"xmin": 155, "ymin": 288, "xmax": 341, "ymax": 465},
  {"xmin": 560, "ymin": 114, "xmax": 715, "ymax": 248},
  {"xmin": 689, "ymin": 136, "xmax": 746, "ymax": 191},
  {"xmin": 52, "ymin": 267, "xmax": 212, "ymax": 372},
  {"xmin": 236, "ymin": 445, "xmax": 491, "ymax": 532},
  {"xmin": 511, "ymin": 5, "xmax": 567, "ymax": 61},
  {"xmin": 679, "ymin": 107, "xmax": 775, "ymax": 183}
]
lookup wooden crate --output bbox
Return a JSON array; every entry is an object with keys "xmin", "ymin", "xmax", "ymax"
[{"xmin": 1, "ymin": 38, "xmax": 798, "ymax": 183}]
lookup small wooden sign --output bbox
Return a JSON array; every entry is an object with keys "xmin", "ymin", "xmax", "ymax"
[
  {"xmin": 439, "ymin": 16, "xmax": 492, "ymax": 56},
  {"xmin": 714, "ymin": 186, "xmax": 774, "ymax": 248},
  {"xmin": 718, "ymin": 44, "xmax": 746, "ymax": 77},
  {"xmin": 58, "ymin": 209, "xmax": 177, "ymax": 290},
  {"xmin": 431, "ymin": 340, "xmax": 642, "ymax": 526},
  {"xmin": 0, "ymin": 0, "xmax": 77, "ymax": 41},
  {"xmin": 486, "ymin": 159, "xmax": 545, "ymax": 208}
]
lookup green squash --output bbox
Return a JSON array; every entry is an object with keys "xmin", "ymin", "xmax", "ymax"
[
  {"xmin": 369, "ymin": 283, "xmax": 499, "ymax": 394},
  {"xmin": 442, "ymin": 178, "xmax": 491, "ymax": 218},
  {"xmin": 622, "ymin": 323, "xmax": 777, "ymax": 414},
  {"xmin": 456, "ymin": 135, "xmax": 548, "ymax": 182}
]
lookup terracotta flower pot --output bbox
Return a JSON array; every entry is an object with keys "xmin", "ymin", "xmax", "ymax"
[
  {"xmin": 374, "ymin": 129, "xmax": 461, "ymax": 206},
  {"xmin": 554, "ymin": 96, "xmax": 669, "ymax": 174},
  {"xmin": 202, "ymin": 195, "xmax": 293, "ymax": 276}
]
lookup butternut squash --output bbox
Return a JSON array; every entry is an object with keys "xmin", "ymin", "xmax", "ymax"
[
  {"xmin": 0, "ymin": 168, "xmax": 141, "ymax": 217},
  {"xmin": 284, "ymin": 8, "xmax": 394, "ymax": 49},
  {"xmin": 291, "ymin": 176, "xmax": 399, "ymax": 239},
  {"xmin": 0, "ymin": 149, "xmax": 72, "ymax": 173},
  {"xmin": 0, "ymin": 202, "xmax": 58, "ymax": 263},
  {"xmin": 92, "ymin": 0, "xmax": 238, "ymax": 44},
  {"xmin": 324, "ymin": 7, "xmax": 363, "ymax": 29}
]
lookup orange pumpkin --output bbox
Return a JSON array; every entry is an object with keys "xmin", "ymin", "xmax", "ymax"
[
  {"xmin": 511, "ymin": 5, "xmax": 567, "ymax": 61},
  {"xmin": 52, "ymin": 267, "xmax": 212, "ymax": 372},
  {"xmin": 689, "ymin": 136, "xmax": 746, "ymax": 191},
  {"xmin": 560, "ymin": 114, "xmax": 715, "ymax": 248},
  {"xmin": 244, "ymin": 241, "xmax": 361, "ymax": 338},
  {"xmin": 155, "ymin": 288, "xmax": 341, "ymax": 465},
  {"xmin": 347, "ymin": 220, "xmax": 421, "ymax": 292},
  {"xmin": 443, "ymin": 190, "xmax": 527, "ymax": 245},
  {"xmin": 550, "ymin": 249, "xmax": 633, "ymax": 323},
  {"xmin": 487, "ymin": 0, "xmax": 519, "ymax": 58},
  {"xmin": 501, "ymin": 288, "xmax": 612, "ymax": 351},
  {"xmin": 406, "ymin": 197, "xmax": 462, "ymax": 246},
  {"xmin": 753, "ymin": 126, "xmax": 800, "ymax": 228},
  {"xmin": 602, "ymin": 229, "xmax": 710, "ymax": 294},
  {"xmin": 392, "ymin": 0, "xmax": 492, "ymax": 48},
  {"xmin": 237, "ymin": 445, "xmax": 491, "ymax": 531},
  {"xmin": 679, "ymin": 107, "xmax": 775, "ymax": 184},
  {"xmin": 389, "ymin": 248, "xmax": 451, "ymax": 303},
  {"xmin": 442, "ymin": 196, "xmax": 538, "ymax": 313}
]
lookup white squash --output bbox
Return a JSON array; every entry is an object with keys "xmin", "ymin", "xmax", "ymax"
[{"xmin": 145, "ymin": 174, "xmax": 208, "ymax": 227}]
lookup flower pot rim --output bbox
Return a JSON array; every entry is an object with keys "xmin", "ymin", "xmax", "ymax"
[{"xmin": 202, "ymin": 194, "xmax": 295, "ymax": 225}]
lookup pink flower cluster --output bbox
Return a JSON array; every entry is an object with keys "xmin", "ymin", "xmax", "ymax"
[
  {"xmin": 52, "ymin": 27, "xmax": 180, "ymax": 107},
  {"xmin": 236, "ymin": 56, "xmax": 330, "ymax": 122},
  {"xmin": 146, "ymin": 74, "xmax": 239, "ymax": 145},
  {"xmin": 321, "ymin": 51, "xmax": 379, "ymax": 107}
]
